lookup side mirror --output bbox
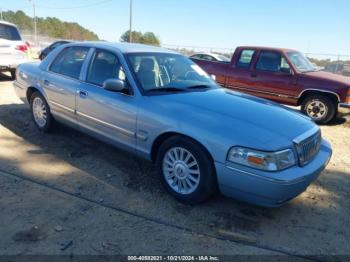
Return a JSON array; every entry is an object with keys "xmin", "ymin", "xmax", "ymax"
[{"xmin": 103, "ymin": 79, "xmax": 126, "ymax": 92}]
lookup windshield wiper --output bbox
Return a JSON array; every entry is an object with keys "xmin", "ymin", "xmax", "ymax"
[{"xmin": 146, "ymin": 87, "xmax": 187, "ymax": 93}]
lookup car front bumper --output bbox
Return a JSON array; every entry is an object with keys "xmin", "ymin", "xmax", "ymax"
[{"xmin": 215, "ymin": 139, "xmax": 332, "ymax": 207}]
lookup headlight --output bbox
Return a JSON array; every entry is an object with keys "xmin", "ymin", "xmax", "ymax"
[{"xmin": 227, "ymin": 147, "xmax": 296, "ymax": 171}]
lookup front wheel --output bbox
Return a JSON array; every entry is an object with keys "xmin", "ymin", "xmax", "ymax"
[
  {"xmin": 301, "ymin": 94, "xmax": 337, "ymax": 124},
  {"xmin": 30, "ymin": 92, "xmax": 54, "ymax": 132},
  {"xmin": 156, "ymin": 136, "xmax": 217, "ymax": 204}
]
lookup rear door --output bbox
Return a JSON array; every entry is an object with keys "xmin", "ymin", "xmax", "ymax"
[
  {"xmin": 43, "ymin": 46, "xmax": 90, "ymax": 125},
  {"xmin": 76, "ymin": 48, "xmax": 137, "ymax": 149},
  {"xmin": 226, "ymin": 49, "xmax": 257, "ymax": 91}
]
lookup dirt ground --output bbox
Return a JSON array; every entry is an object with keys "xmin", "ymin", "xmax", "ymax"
[{"xmin": 0, "ymin": 72, "xmax": 349, "ymax": 260}]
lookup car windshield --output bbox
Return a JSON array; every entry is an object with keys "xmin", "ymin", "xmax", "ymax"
[
  {"xmin": 0, "ymin": 24, "xmax": 21, "ymax": 41},
  {"xmin": 126, "ymin": 53, "xmax": 217, "ymax": 92},
  {"xmin": 287, "ymin": 51, "xmax": 316, "ymax": 73}
]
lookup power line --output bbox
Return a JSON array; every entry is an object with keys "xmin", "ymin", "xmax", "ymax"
[{"xmin": 35, "ymin": 0, "xmax": 113, "ymax": 10}]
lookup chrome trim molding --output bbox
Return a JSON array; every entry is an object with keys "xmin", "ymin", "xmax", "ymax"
[
  {"xmin": 226, "ymin": 85, "xmax": 295, "ymax": 99},
  {"xmin": 293, "ymin": 126, "xmax": 320, "ymax": 145},
  {"xmin": 50, "ymin": 100, "xmax": 75, "ymax": 113},
  {"xmin": 76, "ymin": 111, "xmax": 135, "ymax": 138}
]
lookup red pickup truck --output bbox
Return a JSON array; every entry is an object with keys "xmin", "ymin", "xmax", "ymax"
[{"xmin": 191, "ymin": 46, "xmax": 350, "ymax": 124}]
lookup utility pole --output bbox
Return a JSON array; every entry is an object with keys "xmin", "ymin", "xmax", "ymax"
[
  {"xmin": 29, "ymin": 0, "xmax": 37, "ymax": 44},
  {"xmin": 129, "ymin": 0, "xmax": 133, "ymax": 43},
  {"xmin": 0, "ymin": 8, "xmax": 3, "ymax": 20}
]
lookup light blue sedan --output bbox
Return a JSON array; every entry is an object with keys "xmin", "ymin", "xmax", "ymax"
[{"xmin": 13, "ymin": 42, "xmax": 332, "ymax": 207}]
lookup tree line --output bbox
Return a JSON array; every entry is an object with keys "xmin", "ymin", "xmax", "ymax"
[
  {"xmin": 2, "ymin": 10, "xmax": 99, "ymax": 40},
  {"xmin": 2, "ymin": 10, "xmax": 162, "ymax": 45}
]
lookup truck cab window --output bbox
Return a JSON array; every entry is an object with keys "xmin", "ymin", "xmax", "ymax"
[
  {"xmin": 237, "ymin": 50, "xmax": 255, "ymax": 68},
  {"xmin": 256, "ymin": 51, "xmax": 291, "ymax": 73}
]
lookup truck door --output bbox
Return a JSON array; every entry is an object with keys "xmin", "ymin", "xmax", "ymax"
[
  {"xmin": 226, "ymin": 49, "xmax": 257, "ymax": 91},
  {"xmin": 249, "ymin": 50, "xmax": 298, "ymax": 105}
]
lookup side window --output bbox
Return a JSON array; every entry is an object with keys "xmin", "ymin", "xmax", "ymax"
[
  {"xmin": 202, "ymin": 55, "xmax": 216, "ymax": 62},
  {"xmin": 50, "ymin": 46, "xmax": 89, "ymax": 79},
  {"xmin": 280, "ymin": 56, "xmax": 292, "ymax": 73},
  {"xmin": 87, "ymin": 50, "xmax": 125, "ymax": 86},
  {"xmin": 237, "ymin": 50, "xmax": 255, "ymax": 68},
  {"xmin": 191, "ymin": 55, "xmax": 201, "ymax": 60},
  {"xmin": 256, "ymin": 51, "xmax": 281, "ymax": 72}
]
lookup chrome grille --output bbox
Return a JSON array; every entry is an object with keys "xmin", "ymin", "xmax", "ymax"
[{"xmin": 294, "ymin": 128, "xmax": 322, "ymax": 166}]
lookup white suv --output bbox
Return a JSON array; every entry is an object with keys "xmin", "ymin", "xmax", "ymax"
[{"xmin": 0, "ymin": 21, "xmax": 29, "ymax": 79}]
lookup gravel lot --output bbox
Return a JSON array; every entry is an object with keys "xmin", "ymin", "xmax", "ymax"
[{"xmin": 0, "ymin": 72, "xmax": 349, "ymax": 260}]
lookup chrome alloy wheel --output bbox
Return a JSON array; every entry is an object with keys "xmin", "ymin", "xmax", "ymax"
[
  {"xmin": 162, "ymin": 147, "xmax": 200, "ymax": 195},
  {"xmin": 32, "ymin": 97, "xmax": 47, "ymax": 128},
  {"xmin": 306, "ymin": 100, "xmax": 328, "ymax": 120}
]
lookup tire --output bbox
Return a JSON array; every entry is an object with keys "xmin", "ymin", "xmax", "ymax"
[
  {"xmin": 301, "ymin": 94, "xmax": 337, "ymax": 124},
  {"xmin": 156, "ymin": 136, "xmax": 217, "ymax": 204},
  {"xmin": 30, "ymin": 92, "xmax": 54, "ymax": 132},
  {"xmin": 10, "ymin": 69, "xmax": 16, "ymax": 80}
]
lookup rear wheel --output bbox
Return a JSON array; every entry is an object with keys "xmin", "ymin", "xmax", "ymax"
[
  {"xmin": 156, "ymin": 136, "xmax": 217, "ymax": 204},
  {"xmin": 301, "ymin": 94, "xmax": 337, "ymax": 124},
  {"xmin": 30, "ymin": 92, "xmax": 53, "ymax": 132}
]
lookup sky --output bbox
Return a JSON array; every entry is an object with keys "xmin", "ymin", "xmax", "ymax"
[{"xmin": 1, "ymin": 0, "xmax": 349, "ymax": 56}]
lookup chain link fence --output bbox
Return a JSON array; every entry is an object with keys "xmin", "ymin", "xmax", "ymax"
[
  {"xmin": 163, "ymin": 44, "xmax": 350, "ymax": 77},
  {"xmin": 21, "ymin": 35, "xmax": 350, "ymax": 77}
]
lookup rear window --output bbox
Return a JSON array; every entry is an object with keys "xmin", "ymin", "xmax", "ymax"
[
  {"xmin": 237, "ymin": 49, "xmax": 255, "ymax": 68},
  {"xmin": 0, "ymin": 24, "xmax": 21, "ymax": 41}
]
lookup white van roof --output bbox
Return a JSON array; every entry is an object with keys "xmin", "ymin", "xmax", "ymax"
[{"xmin": 0, "ymin": 20, "xmax": 18, "ymax": 27}]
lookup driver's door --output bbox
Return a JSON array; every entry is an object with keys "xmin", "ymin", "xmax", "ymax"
[
  {"xmin": 76, "ymin": 49, "xmax": 137, "ymax": 149},
  {"xmin": 250, "ymin": 50, "xmax": 299, "ymax": 104}
]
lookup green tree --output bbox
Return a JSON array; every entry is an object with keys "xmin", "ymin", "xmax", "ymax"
[
  {"xmin": 142, "ymin": 32, "xmax": 160, "ymax": 46},
  {"xmin": 120, "ymin": 30, "xmax": 160, "ymax": 46},
  {"xmin": 2, "ymin": 10, "xmax": 99, "ymax": 40},
  {"xmin": 120, "ymin": 30, "xmax": 143, "ymax": 43}
]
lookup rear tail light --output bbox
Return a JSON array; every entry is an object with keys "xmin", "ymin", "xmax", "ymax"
[{"xmin": 15, "ymin": 44, "xmax": 28, "ymax": 53}]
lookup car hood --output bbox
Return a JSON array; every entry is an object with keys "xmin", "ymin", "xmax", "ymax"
[
  {"xmin": 303, "ymin": 70, "xmax": 350, "ymax": 85},
  {"xmin": 148, "ymin": 88, "xmax": 316, "ymax": 151}
]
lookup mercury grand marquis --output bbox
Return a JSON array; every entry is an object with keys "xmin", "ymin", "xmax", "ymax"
[{"xmin": 13, "ymin": 42, "xmax": 332, "ymax": 207}]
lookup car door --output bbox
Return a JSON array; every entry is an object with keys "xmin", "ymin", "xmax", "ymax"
[
  {"xmin": 76, "ymin": 48, "xmax": 137, "ymax": 150},
  {"xmin": 43, "ymin": 46, "xmax": 90, "ymax": 125},
  {"xmin": 249, "ymin": 50, "xmax": 298, "ymax": 104}
]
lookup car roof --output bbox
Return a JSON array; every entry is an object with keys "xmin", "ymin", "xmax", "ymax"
[
  {"xmin": 0, "ymin": 20, "xmax": 18, "ymax": 28},
  {"xmin": 237, "ymin": 46, "xmax": 298, "ymax": 52},
  {"xmin": 66, "ymin": 41, "xmax": 178, "ymax": 54}
]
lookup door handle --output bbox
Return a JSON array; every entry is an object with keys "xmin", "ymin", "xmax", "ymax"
[
  {"xmin": 250, "ymin": 73, "xmax": 257, "ymax": 78},
  {"xmin": 79, "ymin": 90, "xmax": 88, "ymax": 98}
]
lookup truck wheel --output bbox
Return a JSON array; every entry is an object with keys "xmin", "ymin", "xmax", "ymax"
[
  {"xmin": 301, "ymin": 94, "xmax": 336, "ymax": 124},
  {"xmin": 156, "ymin": 136, "xmax": 217, "ymax": 204},
  {"xmin": 30, "ymin": 92, "xmax": 54, "ymax": 132}
]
